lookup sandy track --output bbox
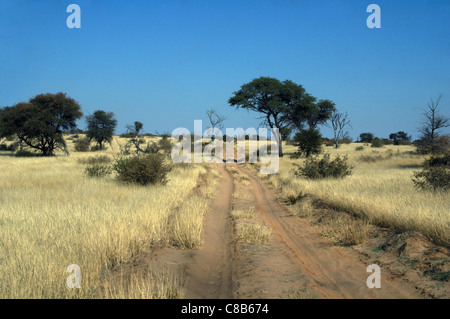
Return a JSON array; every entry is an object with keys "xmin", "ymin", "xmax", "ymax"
[
  {"xmin": 234, "ymin": 164, "xmax": 423, "ymax": 299},
  {"xmin": 184, "ymin": 164, "xmax": 234, "ymax": 298},
  {"xmin": 110, "ymin": 162, "xmax": 425, "ymax": 299}
]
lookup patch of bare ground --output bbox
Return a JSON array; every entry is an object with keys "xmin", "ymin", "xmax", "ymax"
[{"xmin": 228, "ymin": 165, "xmax": 320, "ymax": 299}]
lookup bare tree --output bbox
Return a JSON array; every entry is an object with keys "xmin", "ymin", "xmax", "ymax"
[
  {"xmin": 206, "ymin": 108, "xmax": 226, "ymax": 140},
  {"xmin": 418, "ymin": 95, "xmax": 449, "ymax": 153},
  {"xmin": 330, "ymin": 111, "xmax": 351, "ymax": 148}
]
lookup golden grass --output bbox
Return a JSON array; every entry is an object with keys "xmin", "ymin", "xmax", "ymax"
[
  {"xmin": 269, "ymin": 143, "xmax": 450, "ymax": 246},
  {"xmin": 318, "ymin": 211, "xmax": 373, "ymax": 246},
  {"xmin": 0, "ymin": 140, "xmax": 216, "ymax": 298},
  {"xmin": 169, "ymin": 196, "xmax": 208, "ymax": 249},
  {"xmin": 235, "ymin": 223, "xmax": 272, "ymax": 245},
  {"xmin": 231, "ymin": 207, "xmax": 256, "ymax": 220},
  {"xmin": 103, "ymin": 266, "xmax": 186, "ymax": 299}
]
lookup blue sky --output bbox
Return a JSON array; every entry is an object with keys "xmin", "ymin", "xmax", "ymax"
[{"xmin": 0, "ymin": 0, "xmax": 449, "ymax": 140}]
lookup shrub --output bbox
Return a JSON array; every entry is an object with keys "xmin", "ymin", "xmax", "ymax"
[
  {"xmin": 144, "ymin": 141, "xmax": 160, "ymax": 154},
  {"xmin": 355, "ymin": 146, "xmax": 364, "ymax": 151},
  {"xmin": 339, "ymin": 137, "xmax": 353, "ymax": 144},
  {"xmin": 286, "ymin": 191, "xmax": 305, "ymax": 205},
  {"xmin": 84, "ymin": 164, "xmax": 112, "ymax": 178},
  {"xmin": 294, "ymin": 153, "xmax": 353, "ymax": 179},
  {"xmin": 412, "ymin": 154, "xmax": 450, "ymax": 191},
  {"xmin": 90, "ymin": 144, "xmax": 107, "ymax": 151},
  {"xmin": 371, "ymin": 138, "xmax": 384, "ymax": 148},
  {"xmin": 158, "ymin": 137, "xmax": 173, "ymax": 154},
  {"xmin": 415, "ymin": 135, "xmax": 450, "ymax": 155},
  {"xmin": 74, "ymin": 138, "xmax": 90, "ymax": 152},
  {"xmin": 112, "ymin": 153, "xmax": 172, "ymax": 186}
]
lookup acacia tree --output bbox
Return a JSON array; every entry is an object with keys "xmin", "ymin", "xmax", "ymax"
[
  {"xmin": 229, "ymin": 77, "xmax": 312, "ymax": 157},
  {"xmin": 330, "ymin": 111, "xmax": 351, "ymax": 148},
  {"xmin": 206, "ymin": 108, "xmax": 226, "ymax": 141},
  {"xmin": 359, "ymin": 132, "xmax": 374, "ymax": 143},
  {"xmin": 306, "ymin": 99, "xmax": 336, "ymax": 130},
  {"xmin": 86, "ymin": 110, "xmax": 117, "ymax": 150},
  {"xmin": 417, "ymin": 95, "xmax": 449, "ymax": 154},
  {"xmin": 389, "ymin": 131, "xmax": 411, "ymax": 145},
  {"xmin": 0, "ymin": 93, "xmax": 82, "ymax": 155}
]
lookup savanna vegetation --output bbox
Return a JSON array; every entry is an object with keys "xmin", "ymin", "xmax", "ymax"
[{"xmin": 0, "ymin": 135, "xmax": 219, "ymax": 298}]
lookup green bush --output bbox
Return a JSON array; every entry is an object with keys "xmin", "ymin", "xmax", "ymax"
[
  {"xmin": 293, "ymin": 128, "xmax": 323, "ymax": 157},
  {"xmin": 294, "ymin": 154, "xmax": 353, "ymax": 179},
  {"xmin": 112, "ymin": 153, "xmax": 172, "ymax": 186},
  {"xmin": 355, "ymin": 146, "xmax": 365, "ymax": 151},
  {"xmin": 74, "ymin": 138, "xmax": 90, "ymax": 152},
  {"xmin": 84, "ymin": 164, "xmax": 112, "ymax": 178},
  {"xmin": 412, "ymin": 154, "xmax": 450, "ymax": 191},
  {"xmin": 371, "ymin": 138, "xmax": 384, "ymax": 148}
]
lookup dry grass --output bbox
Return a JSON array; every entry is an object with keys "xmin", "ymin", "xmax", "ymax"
[
  {"xmin": 102, "ymin": 266, "xmax": 186, "ymax": 299},
  {"xmin": 318, "ymin": 211, "xmax": 373, "ymax": 246},
  {"xmin": 269, "ymin": 143, "xmax": 450, "ymax": 246},
  {"xmin": 169, "ymin": 196, "xmax": 208, "ymax": 249},
  {"xmin": 235, "ymin": 223, "xmax": 272, "ymax": 245},
  {"xmin": 0, "ymin": 138, "xmax": 216, "ymax": 298},
  {"xmin": 231, "ymin": 207, "xmax": 256, "ymax": 220}
]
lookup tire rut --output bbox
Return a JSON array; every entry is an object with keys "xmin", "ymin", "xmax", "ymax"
[
  {"xmin": 235, "ymin": 164, "xmax": 422, "ymax": 299},
  {"xmin": 184, "ymin": 164, "xmax": 234, "ymax": 298}
]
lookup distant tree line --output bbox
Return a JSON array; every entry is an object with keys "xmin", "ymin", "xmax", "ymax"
[{"xmin": 1, "ymin": 89, "xmax": 448, "ymax": 158}]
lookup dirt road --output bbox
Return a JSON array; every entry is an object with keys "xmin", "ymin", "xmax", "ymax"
[
  {"xmin": 233, "ymin": 165, "xmax": 423, "ymax": 298},
  {"xmin": 112, "ymin": 162, "xmax": 428, "ymax": 299},
  {"xmin": 183, "ymin": 164, "xmax": 234, "ymax": 298},
  {"xmin": 180, "ymin": 163, "xmax": 423, "ymax": 298}
]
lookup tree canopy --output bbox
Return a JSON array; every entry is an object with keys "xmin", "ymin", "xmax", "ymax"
[
  {"xmin": 228, "ymin": 76, "xmax": 334, "ymax": 157},
  {"xmin": 86, "ymin": 110, "xmax": 117, "ymax": 149},
  {"xmin": 359, "ymin": 132, "xmax": 375, "ymax": 143},
  {"xmin": 0, "ymin": 93, "xmax": 82, "ymax": 155},
  {"xmin": 389, "ymin": 131, "xmax": 411, "ymax": 145}
]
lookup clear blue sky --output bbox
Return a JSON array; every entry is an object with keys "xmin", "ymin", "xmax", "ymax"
[{"xmin": 0, "ymin": 0, "xmax": 449, "ymax": 140}]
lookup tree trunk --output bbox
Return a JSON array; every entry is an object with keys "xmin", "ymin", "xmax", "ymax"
[{"xmin": 278, "ymin": 136, "xmax": 283, "ymax": 157}]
